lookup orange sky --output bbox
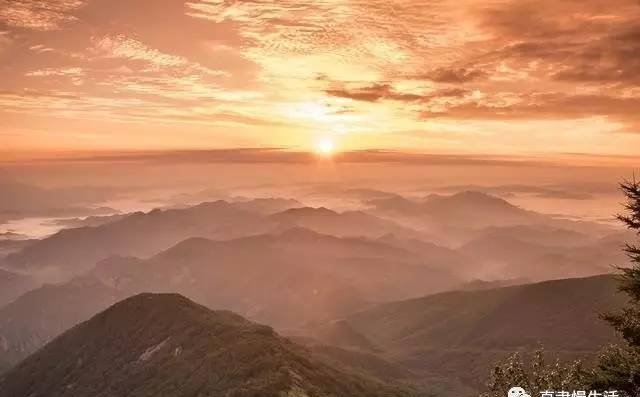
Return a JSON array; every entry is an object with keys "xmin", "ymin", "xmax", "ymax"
[{"xmin": 1, "ymin": 0, "xmax": 639, "ymax": 157}]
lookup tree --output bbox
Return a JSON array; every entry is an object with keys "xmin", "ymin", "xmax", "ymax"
[
  {"xmin": 591, "ymin": 178, "xmax": 640, "ymax": 395},
  {"xmin": 481, "ymin": 348, "xmax": 589, "ymax": 397},
  {"xmin": 483, "ymin": 178, "xmax": 640, "ymax": 397}
]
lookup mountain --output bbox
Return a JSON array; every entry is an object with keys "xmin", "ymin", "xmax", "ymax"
[
  {"xmin": 0, "ymin": 229, "xmax": 462, "ymax": 372},
  {"xmin": 0, "ymin": 293, "xmax": 419, "ymax": 397},
  {"xmin": 365, "ymin": 191, "xmax": 622, "ymax": 281},
  {"xmin": 51, "ymin": 213, "xmax": 129, "ymax": 229},
  {"xmin": 369, "ymin": 191, "xmax": 538, "ymax": 228},
  {"xmin": 0, "ymin": 277, "xmax": 120, "ymax": 373},
  {"xmin": 457, "ymin": 231, "xmax": 626, "ymax": 281},
  {"xmin": 376, "ymin": 234, "xmax": 465, "ymax": 270},
  {"xmin": 168, "ymin": 193, "xmax": 303, "ymax": 214},
  {"xmin": 307, "ymin": 344, "xmax": 416, "ymax": 384},
  {"xmin": 229, "ymin": 197, "xmax": 304, "ymax": 214},
  {"xmin": 437, "ymin": 184, "xmax": 595, "ymax": 200},
  {"xmin": 421, "ymin": 191, "xmax": 537, "ymax": 224},
  {"xmin": 3, "ymin": 201, "xmax": 426, "ymax": 282},
  {"xmin": 0, "ymin": 239, "xmax": 34, "ymax": 261},
  {"xmin": 300, "ymin": 319, "xmax": 381, "ymax": 353},
  {"xmin": 270, "ymin": 207, "xmax": 421, "ymax": 239},
  {"xmin": 456, "ymin": 278, "xmax": 529, "ymax": 291},
  {"xmin": 3, "ymin": 201, "xmax": 273, "ymax": 280},
  {"xmin": 0, "ymin": 269, "xmax": 37, "ymax": 308},
  {"xmin": 469, "ymin": 225, "xmax": 593, "ymax": 248},
  {"xmin": 340, "ymin": 275, "xmax": 623, "ymax": 352},
  {"xmin": 308, "ymin": 275, "xmax": 625, "ymax": 393},
  {"xmin": 92, "ymin": 229, "xmax": 461, "ymax": 327},
  {"xmin": 0, "ymin": 232, "xmax": 29, "ymax": 241},
  {"xmin": 367, "ymin": 191, "xmax": 612, "ymax": 246}
]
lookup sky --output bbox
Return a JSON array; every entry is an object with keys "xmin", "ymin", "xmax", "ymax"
[{"xmin": 1, "ymin": 0, "xmax": 640, "ymax": 157}]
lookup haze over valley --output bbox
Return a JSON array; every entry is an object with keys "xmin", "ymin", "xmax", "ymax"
[
  {"xmin": 0, "ymin": 157, "xmax": 637, "ymax": 396},
  {"xmin": 1, "ymin": 0, "xmax": 640, "ymax": 394}
]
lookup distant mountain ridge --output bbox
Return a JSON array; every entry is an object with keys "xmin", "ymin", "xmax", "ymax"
[
  {"xmin": 0, "ymin": 269, "xmax": 37, "ymax": 308},
  {"xmin": 367, "ymin": 190, "xmax": 613, "ymax": 246},
  {"xmin": 0, "ymin": 228, "xmax": 461, "ymax": 371},
  {"xmin": 2, "ymin": 192, "xmax": 619, "ymax": 285},
  {"xmin": 307, "ymin": 275, "xmax": 625, "ymax": 393},
  {"xmin": 2, "ymin": 200, "xmax": 274, "ymax": 280},
  {"xmin": 0, "ymin": 293, "xmax": 419, "ymax": 397},
  {"xmin": 2, "ymin": 200, "xmax": 425, "ymax": 281},
  {"xmin": 369, "ymin": 191, "xmax": 537, "ymax": 226},
  {"xmin": 0, "ymin": 190, "xmax": 629, "ymax": 396},
  {"xmin": 271, "ymin": 206, "xmax": 423, "ymax": 239},
  {"xmin": 91, "ymin": 228, "xmax": 460, "ymax": 326},
  {"xmin": 458, "ymin": 229, "xmax": 627, "ymax": 280},
  {"xmin": 0, "ymin": 277, "xmax": 120, "ymax": 373}
]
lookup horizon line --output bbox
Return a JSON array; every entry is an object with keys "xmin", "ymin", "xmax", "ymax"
[{"xmin": 0, "ymin": 147, "xmax": 638, "ymax": 167}]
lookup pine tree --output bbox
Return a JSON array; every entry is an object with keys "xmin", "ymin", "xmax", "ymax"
[
  {"xmin": 603, "ymin": 179, "xmax": 640, "ymax": 342},
  {"xmin": 483, "ymin": 179, "xmax": 640, "ymax": 397},
  {"xmin": 592, "ymin": 178, "xmax": 640, "ymax": 395}
]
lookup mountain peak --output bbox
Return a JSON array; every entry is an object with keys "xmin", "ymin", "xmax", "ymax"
[
  {"xmin": 108, "ymin": 291, "xmax": 198, "ymax": 310},
  {"xmin": 0, "ymin": 293, "xmax": 412, "ymax": 397},
  {"xmin": 192, "ymin": 199, "xmax": 232, "ymax": 208},
  {"xmin": 431, "ymin": 190, "xmax": 513, "ymax": 206},
  {"xmin": 95, "ymin": 292, "xmax": 255, "ymax": 330},
  {"xmin": 273, "ymin": 206, "xmax": 339, "ymax": 218},
  {"xmin": 420, "ymin": 190, "xmax": 529, "ymax": 219}
]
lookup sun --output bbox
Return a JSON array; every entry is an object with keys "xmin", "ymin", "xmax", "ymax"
[{"xmin": 315, "ymin": 137, "xmax": 335, "ymax": 156}]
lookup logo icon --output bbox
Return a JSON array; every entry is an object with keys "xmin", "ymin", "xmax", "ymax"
[{"xmin": 508, "ymin": 387, "xmax": 531, "ymax": 397}]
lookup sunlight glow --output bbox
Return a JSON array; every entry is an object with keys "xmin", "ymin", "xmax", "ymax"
[{"xmin": 315, "ymin": 137, "xmax": 335, "ymax": 156}]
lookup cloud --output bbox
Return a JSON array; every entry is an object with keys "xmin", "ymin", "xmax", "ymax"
[
  {"xmin": 28, "ymin": 44, "xmax": 55, "ymax": 53},
  {"xmin": 476, "ymin": 0, "xmax": 640, "ymax": 84},
  {"xmin": 325, "ymin": 81, "xmax": 471, "ymax": 104},
  {"xmin": 418, "ymin": 67, "xmax": 487, "ymax": 83},
  {"xmin": 13, "ymin": 148, "xmax": 550, "ymax": 167},
  {"xmin": 420, "ymin": 91, "xmax": 640, "ymax": 130},
  {"xmin": 325, "ymin": 84, "xmax": 424, "ymax": 103},
  {"xmin": 0, "ymin": 0, "xmax": 85, "ymax": 31},
  {"xmin": 2, "ymin": 0, "xmax": 640, "ymax": 153},
  {"xmin": 551, "ymin": 26, "xmax": 640, "ymax": 84},
  {"xmin": 25, "ymin": 67, "xmax": 84, "ymax": 77},
  {"xmin": 91, "ymin": 35, "xmax": 191, "ymax": 70}
]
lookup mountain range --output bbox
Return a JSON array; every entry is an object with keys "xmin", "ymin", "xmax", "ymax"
[
  {"xmin": 3, "ymin": 192, "xmax": 624, "ymax": 286},
  {"xmin": 0, "ymin": 269, "xmax": 37, "ymax": 308},
  {"xmin": 0, "ymin": 293, "xmax": 419, "ymax": 397},
  {"xmin": 0, "ymin": 273, "xmax": 626, "ymax": 396},
  {"xmin": 0, "ymin": 277, "xmax": 120, "ymax": 373},
  {"xmin": 0, "ymin": 228, "xmax": 462, "ymax": 371},
  {"xmin": 0, "ymin": 276, "xmax": 625, "ymax": 396},
  {"xmin": 303, "ymin": 275, "xmax": 626, "ymax": 394},
  {"xmin": 0, "ymin": 190, "xmax": 631, "ymax": 396},
  {"xmin": 367, "ymin": 191, "xmax": 613, "ymax": 246},
  {"xmin": 2, "ymin": 199, "xmax": 422, "ymax": 281}
]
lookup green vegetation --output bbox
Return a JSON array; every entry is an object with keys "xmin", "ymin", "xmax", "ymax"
[
  {"xmin": 482, "ymin": 179, "xmax": 640, "ymax": 396},
  {"xmin": 0, "ymin": 293, "xmax": 422, "ymax": 397},
  {"xmin": 318, "ymin": 274, "xmax": 624, "ymax": 394},
  {"xmin": 481, "ymin": 349, "xmax": 590, "ymax": 397},
  {"xmin": 592, "ymin": 179, "xmax": 640, "ymax": 395}
]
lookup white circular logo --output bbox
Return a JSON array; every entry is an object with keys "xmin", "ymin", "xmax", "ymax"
[{"xmin": 508, "ymin": 387, "xmax": 531, "ymax": 397}]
